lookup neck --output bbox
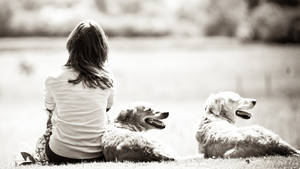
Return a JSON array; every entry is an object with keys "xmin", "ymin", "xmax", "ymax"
[{"xmin": 208, "ymin": 110, "xmax": 235, "ymax": 124}]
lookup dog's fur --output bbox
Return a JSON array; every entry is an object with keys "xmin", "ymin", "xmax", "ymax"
[
  {"xmin": 196, "ymin": 91, "xmax": 299, "ymax": 158},
  {"xmin": 101, "ymin": 103, "xmax": 175, "ymax": 162}
]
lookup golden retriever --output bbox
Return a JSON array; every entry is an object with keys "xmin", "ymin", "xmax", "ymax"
[
  {"xmin": 101, "ymin": 103, "xmax": 175, "ymax": 162},
  {"xmin": 196, "ymin": 91, "xmax": 299, "ymax": 158}
]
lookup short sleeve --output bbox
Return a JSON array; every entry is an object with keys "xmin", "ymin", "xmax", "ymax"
[
  {"xmin": 106, "ymin": 88, "xmax": 114, "ymax": 110},
  {"xmin": 44, "ymin": 77, "xmax": 56, "ymax": 111}
]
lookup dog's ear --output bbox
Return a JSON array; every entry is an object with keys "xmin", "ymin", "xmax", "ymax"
[
  {"xmin": 205, "ymin": 94, "xmax": 224, "ymax": 115},
  {"xmin": 116, "ymin": 109, "xmax": 134, "ymax": 122}
]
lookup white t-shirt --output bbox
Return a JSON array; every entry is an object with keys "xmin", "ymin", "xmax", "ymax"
[{"xmin": 45, "ymin": 67, "xmax": 114, "ymax": 159}]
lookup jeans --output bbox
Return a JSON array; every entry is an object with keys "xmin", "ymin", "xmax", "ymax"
[{"xmin": 45, "ymin": 143, "xmax": 105, "ymax": 165}]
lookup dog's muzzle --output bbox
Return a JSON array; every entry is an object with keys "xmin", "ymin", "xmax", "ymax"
[{"xmin": 145, "ymin": 112, "xmax": 169, "ymax": 129}]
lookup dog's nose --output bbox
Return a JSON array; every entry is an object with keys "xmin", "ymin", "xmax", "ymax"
[{"xmin": 252, "ymin": 100, "xmax": 256, "ymax": 105}]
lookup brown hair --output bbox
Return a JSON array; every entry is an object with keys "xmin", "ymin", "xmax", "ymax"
[{"xmin": 65, "ymin": 20, "xmax": 113, "ymax": 89}]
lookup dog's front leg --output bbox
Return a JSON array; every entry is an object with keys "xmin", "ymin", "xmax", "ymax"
[{"xmin": 223, "ymin": 147, "xmax": 242, "ymax": 158}]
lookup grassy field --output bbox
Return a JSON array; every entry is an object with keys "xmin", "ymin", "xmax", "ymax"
[
  {"xmin": 0, "ymin": 37, "xmax": 300, "ymax": 168},
  {"xmin": 12, "ymin": 156, "xmax": 300, "ymax": 169}
]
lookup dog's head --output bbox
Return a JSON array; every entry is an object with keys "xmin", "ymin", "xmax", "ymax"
[
  {"xmin": 115, "ymin": 103, "xmax": 169, "ymax": 131},
  {"xmin": 204, "ymin": 91, "xmax": 256, "ymax": 123}
]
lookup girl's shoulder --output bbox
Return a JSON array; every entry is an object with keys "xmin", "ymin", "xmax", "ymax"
[
  {"xmin": 44, "ymin": 76, "xmax": 55, "ymax": 91},
  {"xmin": 44, "ymin": 67, "xmax": 76, "ymax": 86}
]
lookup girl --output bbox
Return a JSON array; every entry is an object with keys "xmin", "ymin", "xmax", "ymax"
[{"xmin": 21, "ymin": 20, "xmax": 114, "ymax": 165}]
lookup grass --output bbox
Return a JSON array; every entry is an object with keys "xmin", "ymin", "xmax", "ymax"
[
  {"xmin": 11, "ymin": 156, "xmax": 300, "ymax": 169},
  {"xmin": 0, "ymin": 37, "xmax": 300, "ymax": 168}
]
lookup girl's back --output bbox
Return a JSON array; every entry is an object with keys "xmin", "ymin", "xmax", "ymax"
[{"xmin": 47, "ymin": 67, "xmax": 113, "ymax": 159}]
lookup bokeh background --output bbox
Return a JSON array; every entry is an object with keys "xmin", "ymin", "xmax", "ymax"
[{"xmin": 0, "ymin": 0, "xmax": 300, "ymax": 167}]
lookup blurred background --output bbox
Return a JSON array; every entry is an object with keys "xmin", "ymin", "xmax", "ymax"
[
  {"xmin": 1, "ymin": 0, "xmax": 300, "ymax": 41},
  {"xmin": 0, "ymin": 0, "xmax": 300, "ymax": 167}
]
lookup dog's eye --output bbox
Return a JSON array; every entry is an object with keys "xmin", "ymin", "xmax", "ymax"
[
  {"xmin": 145, "ymin": 108, "xmax": 152, "ymax": 112},
  {"xmin": 229, "ymin": 98, "xmax": 239, "ymax": 103}
]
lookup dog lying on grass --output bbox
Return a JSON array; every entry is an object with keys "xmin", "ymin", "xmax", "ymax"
[
  {"xmin": 101, "ymin": 103, "xmax": 175, "ymax": 162},
  {"xmin": 196, "ymin": 91, "xmax": 299, "ymax": 158}
]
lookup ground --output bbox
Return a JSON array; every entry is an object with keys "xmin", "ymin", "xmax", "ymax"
[
  {"xmin": 0, "ymin": 37, "xmax": 299, "ymax": 168},
  {"xmin": 12, "ymin": 156, "xmax": 300, "ymax": 169}
]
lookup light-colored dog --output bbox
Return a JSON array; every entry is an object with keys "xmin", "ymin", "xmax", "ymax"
[
  {"xmin": 101, "ymin": 103, "xmax": 175, "ymax": 162},
  {"xmin": 196, "ymin": 91, "xmax": 299, "ymax": 158}
]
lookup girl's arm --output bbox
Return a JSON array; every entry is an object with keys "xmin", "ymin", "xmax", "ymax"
[
  {"xmin": 106, "ymin": 89, "xmax": 114, "ymax": 112},
  {"xmin": 44, "ymin": 78, "xmax": 56, "ymax": 113}
]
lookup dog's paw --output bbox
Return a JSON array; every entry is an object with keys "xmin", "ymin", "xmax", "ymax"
[{"xmin": 224, "ymin": 148, "xmax": 237, "ymax": 158}]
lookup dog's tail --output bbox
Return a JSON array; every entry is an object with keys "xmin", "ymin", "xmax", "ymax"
[
  {"xmin": 157, "ymin": 154, "xmax": 175, "ymax": 161},
  {"xmin": 276, "ymin": 140, "xmax": 300, "ymax": 157},
  {"xmin": 149, "ymin": 146, "xmax": 176, "ymax": 162}
]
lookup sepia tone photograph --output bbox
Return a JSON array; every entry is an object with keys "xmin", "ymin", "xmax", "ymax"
[{"xmin": 0, "ymin": 0, "xmax": 300, "ymax": 168}]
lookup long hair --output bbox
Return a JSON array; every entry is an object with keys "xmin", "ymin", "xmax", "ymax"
[{"xmin": 65, "ymin": 20, "xmax": 113, "ymax": 89}]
